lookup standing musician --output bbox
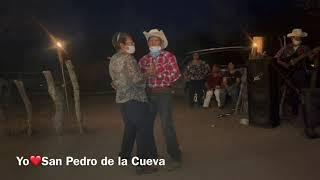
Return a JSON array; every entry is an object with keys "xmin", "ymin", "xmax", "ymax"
[{"xmin": 275, "ymin": 28, "xmax": 311, "ymax": 115}]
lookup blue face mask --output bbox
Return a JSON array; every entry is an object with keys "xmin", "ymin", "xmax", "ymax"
[{"xmin": 149, "ymin": 46, "xmax": 162, "ymax": 58}]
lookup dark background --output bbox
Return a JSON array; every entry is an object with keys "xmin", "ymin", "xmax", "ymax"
[{"xmin": 0, "ymin": 0, "xmax": 319, "ymax": 91}]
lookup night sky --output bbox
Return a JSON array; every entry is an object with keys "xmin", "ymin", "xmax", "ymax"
[{"xmin": 0, "ymin": 0, "xmax": 318, "ymax": 89}]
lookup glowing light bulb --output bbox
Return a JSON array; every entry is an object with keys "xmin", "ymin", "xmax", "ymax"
[
  {"xmin": 252, "ymin": 43, "xmax": 258, "ymax": 48},
  {"xmin": 56, "ymin": 41, "xmax": 63, "ymax": 48}
]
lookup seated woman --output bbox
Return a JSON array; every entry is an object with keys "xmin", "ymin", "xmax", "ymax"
[{"xmin": 203, "ymin": 64, "xmax": 225, "ymax": 109}]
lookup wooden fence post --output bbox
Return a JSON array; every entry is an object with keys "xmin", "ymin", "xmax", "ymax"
[
  {"xmin": 43, "ymin": 71, "xmax": 65, "ymax": 135},
  {"xmin": 65, "ymin": 60, "xmax": 83, "ymax": 134}
]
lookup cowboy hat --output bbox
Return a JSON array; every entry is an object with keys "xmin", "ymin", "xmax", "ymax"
[
  {"xmin": 287, "ymin": 28, "xmax": 308, "ymax": 38},
  {"xmin": 143, "ymin": 29, "xmax": 168, "ymax": 49}
]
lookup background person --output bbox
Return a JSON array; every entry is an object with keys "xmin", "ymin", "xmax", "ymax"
[
  {"xmin": 275, "ymin": 28, "xmax": 311, "ymax": 115},
  {"xmin": 203, "ymin": 64, "xmax": 224, "ymax": 109},
  {"xmin": 183, "ymin": 53, "xmax": 210, "ymax": 107},
  {"xmin": 222, "ymin": 62, "xmax": 241, "ymax": 108}
]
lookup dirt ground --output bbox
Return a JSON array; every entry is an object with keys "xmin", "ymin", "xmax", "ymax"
[{"xmin": 1, "ymin": 95, "xmax": 320, "ymax": 180}]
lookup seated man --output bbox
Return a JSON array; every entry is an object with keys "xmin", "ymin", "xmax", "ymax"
[
  {"xmin": 203, "ymin": 64, "xmax": 224, "ymax": 108},
  {"xmin": 222, "ymin": 62, "xmax": 241, "ymax": 108}
]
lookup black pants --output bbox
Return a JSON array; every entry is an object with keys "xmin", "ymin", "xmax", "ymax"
[
  {"xmin": 189, "ymin": 80, "xmax": 205, "ymax": 106},
  {"xmin": 288, "ymin": 70, "xmax": 308, "ymax": 114},
  {"xmin": 119, "ymin": 100, "xmax": 157, "ymax": 159},
  {"xmin": 149, "ymin": 93, "xmax": 182, "ymax": 162}
]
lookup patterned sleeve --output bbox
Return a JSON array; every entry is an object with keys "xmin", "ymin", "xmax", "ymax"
[
  {"xmin": 138, "ymin": 56, "xmax": 147, "ymax": 73},
  {"xmin": 124, "ymin": 56, "xmax": 145, "ymax": 86},
  {"xmin": 109, "ymin": 61, "xmax": 120, "ymax": 89},
  {"xmin": 166, "ymin": 53, "xmax": 181, "ymax": 83}
]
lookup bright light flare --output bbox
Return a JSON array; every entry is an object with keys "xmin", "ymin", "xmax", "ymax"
[
  {"xmin": 252, "ymin": 42, "xmax": 258, "ymax": 48},
  {"xmin": 54, "ymin": 40, "xmax": 67, "ymax": 52},
  {"xmin": 56, "ymin": 41, "xmax": 63, "ymax": 48}
]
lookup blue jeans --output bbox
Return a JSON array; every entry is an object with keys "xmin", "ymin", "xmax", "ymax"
[
  {"xmin": 221, "ymin": 85, "xmax": 240, "ymax": 107},
  {"xmin": 148, "ymin": 93, "xmax": 182, "ymax": 161},
  {"xmin": 119, "ymin": 100, "xmax": 157, "ymax": 159}
]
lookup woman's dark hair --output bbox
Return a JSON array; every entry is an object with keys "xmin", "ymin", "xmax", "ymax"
[{"xmin": 112, "ymin": 32, "xmax": 132, "ymax": 50}]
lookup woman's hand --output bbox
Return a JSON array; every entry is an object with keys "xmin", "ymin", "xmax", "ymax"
[{"xmin": 111, "ymin": 82, "xmax": 117, "ymax": 90}]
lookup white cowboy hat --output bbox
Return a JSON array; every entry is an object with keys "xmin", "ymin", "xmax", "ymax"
[
  {"xmin": 143, "ymin": 29, "xmax": 168, "ymax": 49},
  {"xmin": 287, "ymin": 28, "xmax": 308, "ymax": 38}
]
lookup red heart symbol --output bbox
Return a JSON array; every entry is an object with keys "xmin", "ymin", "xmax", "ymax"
[{"xmin": 30, "ymin": 156, "xmax": 42, "ymax": 167}]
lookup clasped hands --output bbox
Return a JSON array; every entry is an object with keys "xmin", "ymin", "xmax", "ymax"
[{"xmin": 144, "ymin": 62, "xmax": 157, "ymax": 77}]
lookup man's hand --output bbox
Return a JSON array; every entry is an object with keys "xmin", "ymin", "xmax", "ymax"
[
  {"xmin": 277, "ymin": 60, "xmax": 289, "ymax": 69},
  {"xmin": 145, "ymin": 62, "xmax": 156, "ymax": 77},
  {"xmin": 223, "ymin": 77, "xmax": 228, "ymax": 87},
  {"xmin": 111, "ymin": 82, "xmax": 117, "ymax": 90},
  {"xmin": 145, "ymin": 68, "xmax": 155, "ymax": 77},
  {"xmin": 309, "ymin": 51, "xmax": 318, "ymax": 60},
  {"xmin": 236, "ymin": 78, "xmax": 241, "ymax": 86},
  {"xmin": 205, "ymin": 83, "xmax": 209, "ymax": 89}
]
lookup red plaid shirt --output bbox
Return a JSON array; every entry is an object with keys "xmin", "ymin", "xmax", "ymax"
[{"xmin": 139, "ymin": 50, "xmax": 181, "ymax": 88}]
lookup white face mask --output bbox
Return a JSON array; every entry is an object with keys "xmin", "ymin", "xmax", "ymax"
[
  {"xmin": 125, "ymin": 45, "xmax": 135, "ymax": 54},
  {"xmin": 292, "ymin": 39, "xmax": 302, "ymax": 46},
  {"xmin": 149, "ymin": 46, "xmax": 162, "ymax": 53}
]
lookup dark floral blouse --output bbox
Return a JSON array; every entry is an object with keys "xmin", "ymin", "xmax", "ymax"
[
  {"xmin": 109, "ymin": 52, "xmax": 147, "ymax": 103},
  {"xmin": 184, "ymin": 61, "xmax": 211, "ymax": 81}
]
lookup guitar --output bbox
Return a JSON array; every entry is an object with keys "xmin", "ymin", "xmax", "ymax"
[
  {"xmin": 278, "ymin": 47, "xmax": 320, "ymax": 116},
  {"xmin": 278, "ymin": 47, "xmax": 320, "ymax": 78},
  {"xmin": 289, "ymin": 47, "xmax": 320, "ymax": 67}
]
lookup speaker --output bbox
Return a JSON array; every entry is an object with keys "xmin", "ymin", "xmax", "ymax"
[
  {"xmin": 301, "ymin": 89, "xmax": 320, "ymax": 139},
  {"xmin": 247, "ymin": 58, "xmax": 280, "ymax": 128}
]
